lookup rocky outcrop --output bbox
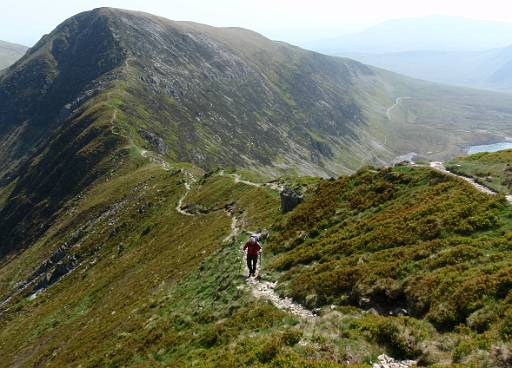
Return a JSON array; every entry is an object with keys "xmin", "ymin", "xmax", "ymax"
[
  {"xmin": 373, "ymin": 354, "xmax": 416, "ymax": 368},
  {"xmin": 280, "ymin": 188, "xmax": 302, "ymax": 213},
  {"xmin": 139, "ymin": 129, "xmax": 168, "ymax": 155}
]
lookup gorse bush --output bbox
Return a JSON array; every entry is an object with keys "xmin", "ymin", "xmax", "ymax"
[{"xmin": 269, "ymin": 166, "xmax": 512, "ymax": 335}]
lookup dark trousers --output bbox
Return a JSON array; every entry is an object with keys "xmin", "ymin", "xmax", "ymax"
[{"xmin": 247, "ymin": 255, "xmax": 258, "ymax": 275}]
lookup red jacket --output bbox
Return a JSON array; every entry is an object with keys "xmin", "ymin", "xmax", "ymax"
[{"xmin": 243, "ymin": 239, "xmax": 261, "ymax": 256}]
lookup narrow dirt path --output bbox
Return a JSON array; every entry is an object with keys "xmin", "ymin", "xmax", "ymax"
[
  {"xmin": 175, "ymin": 180, "xmax": 193, "ymax": 216},
  {"xmin": 110, "ymin": 110, "xmax": 119, "ymax": 136},
  {"xmin": 223, "ymin": 216, "xmax": 240, "ymax": 243},
  {"xmin": 216, "ymin": 171, "xmax": 316, "ymax": 319},
  {"xmin": 430, "ymin": 161, "xmax": 494, "ymax": 194},
  {"xmin": 218, "ymin": 171, "xmax": 261, "ymax": 188},
  {"xmin": 107, "ymin": 94, "xmax": 198, "ymax": 215},
  {"xmin": 218, "ymin": 170, "xmax": 284, "ymax": 192},
  {"xmin": 430, "ymin": 162, "xmax": 512, "ymax": 204}
]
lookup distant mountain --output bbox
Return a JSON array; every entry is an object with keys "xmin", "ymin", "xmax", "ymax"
[
  {"xmin": 304, "ymin": 16, "xmax": 512, "ymax": 90},
  {"xmin": 0, "ymin": 40, "xmax": 28, "ymax": 70},
  {"xmin": 305, "ymin": 15, "xmax": 512, "ymax": 54},
  {"xmin": 333, "ymin": 45, "xmax": 512, "ymax": 91},
  {"xmin": 487, "ymin": 46, "xmax": 512, "ymax": 88}
]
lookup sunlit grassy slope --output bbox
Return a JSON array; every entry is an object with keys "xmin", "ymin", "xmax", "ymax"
[
  {"xmin": 0, "ymin": 162, "xmax": 282, "ymax": 367},
  {"xmin": 2, "ymin": 160, "xmax": 512, "ymax": 366},
  {"xmin": 268, "ymin": 166, "xmax": 512, "ymax": 366},
  {"xmin": 447, "ymin": 149, "xmax": 512, "ymax": 194}
]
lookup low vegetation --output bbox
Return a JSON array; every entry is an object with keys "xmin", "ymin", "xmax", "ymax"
[
  {"xmin": 3, "ymin": 140, "xmax": 512, "ymax": 367},
  {"xmin": 447, "ymin": 149, "xmax": 512, "ymax": 194},
  {"xmin": 268, "ymin": 166, "xmax": 512, "ymax": 366}
]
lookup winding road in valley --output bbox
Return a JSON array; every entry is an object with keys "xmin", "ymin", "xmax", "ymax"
[{"xmin": 386, "ymin": 96, "xmax": 411, "ymax": 120}]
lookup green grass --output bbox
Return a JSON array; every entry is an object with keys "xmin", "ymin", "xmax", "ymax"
[
  {"xmin": 6, "ymin": 9, "xmax": 512, "ymax": 366},
  {"xmin": 184, "ymin": 174, "xmax": 281, "ymax": 230},
  {"xmin": 447, "ymin": 149, "xmax": 512, "ymax": 194},
  {"xmin": 5, "ymin": 160, "xmax": 512, "ymax": 366},
  {"xmin": 1, "ymin": 162, "xmax": 361, "ymax": 367}
]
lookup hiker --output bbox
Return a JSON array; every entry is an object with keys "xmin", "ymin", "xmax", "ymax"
[{"xmin": 243, "ymin": 235, "xmax": 261, "ymax": 277}]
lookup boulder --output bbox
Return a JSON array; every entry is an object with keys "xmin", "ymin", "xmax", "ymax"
[{"xmin": 280, "ymin": 188, "xmax": 302, "ymax": 213}]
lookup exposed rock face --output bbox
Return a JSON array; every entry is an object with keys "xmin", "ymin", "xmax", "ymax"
[
  {"xmin": 280, "ymin": 188, "xmax": 302, "ymax": 213},
  {"xmin": 372, "ymin": 354, "xmax": 417, "ymax": 368},
  {"xmin": 139, "ymin": 129, "xmax": 168, "ymax": 155}
]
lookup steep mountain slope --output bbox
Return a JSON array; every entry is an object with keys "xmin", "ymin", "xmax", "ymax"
[
  {"xmin": 0, "ymin": 9, "xmax": 128, "ymax": 256},
  {"xmin": 0, "ymin": 40, "xmax": 27, "ymax": 70},
  {"xmin": 4, "ymin": 8, "xmax": 512, "ymax": 183},
  {"xmin": 1, "ymin": 5, "xmax": 512, "ymax": 284},
  {"xmin": 94, "ymin": 10, "xmax": 512, "ymax": 169}
]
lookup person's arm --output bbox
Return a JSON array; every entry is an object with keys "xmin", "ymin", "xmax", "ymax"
[{"xmin": 243, "ymin": 241, "xmax": 248, "ymax": 251}]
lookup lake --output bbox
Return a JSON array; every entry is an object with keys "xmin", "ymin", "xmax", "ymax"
[{"xmin": 467, "ymin": 142, "xmax": 512, "ymax": 155}]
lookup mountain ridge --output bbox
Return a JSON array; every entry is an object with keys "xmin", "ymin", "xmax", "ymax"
[
  {"xmin": 3, "ymin": 7, "xmax": 512, "ymax": 257},
  {"xmin": 304, "ymin": 15, "xmax": 512, "ymax": 90},
  {"xmin": 305, "ymin": 15, "xmax": 512, "ymax": 53}
]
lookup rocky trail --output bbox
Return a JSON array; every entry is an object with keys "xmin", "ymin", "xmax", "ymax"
[
  {"xmin": 218, "ymin": 171, "xmax": 285, "ymax": 192},
  {"xmin": 138, "ymin": 161, "xmax": 309, "ymax": 320},
  {"xmin": 429, "ymin": 161, "xmax": 512, "ymax": 204},
  {"xmin": 140, "ymin": 149, "xmax": 171, "ymax": 171},
  {"xmin": 246, "ymin": 276, "xmax": 317, "ymax": 320},
  {"xmin": 215, "ymin": 172, "xmax": 316, "ymax": 319},
  {"xmin": 175, "ymin": 175, "xmax": 194, "ymax": 216}
]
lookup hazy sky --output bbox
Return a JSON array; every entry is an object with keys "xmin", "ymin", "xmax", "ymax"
[{"xmin": 2, "ymin": 0, "xmax": 512, "ymax": 46}]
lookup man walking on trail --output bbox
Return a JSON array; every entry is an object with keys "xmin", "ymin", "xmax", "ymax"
[{"xmin": 243, "ymin": 235, "xmax": 261, "ymax": 277}]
